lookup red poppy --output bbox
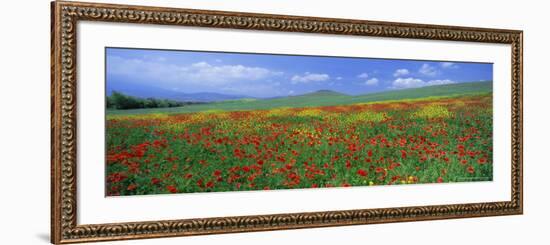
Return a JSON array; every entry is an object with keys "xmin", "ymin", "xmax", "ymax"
[
  {"xmin": 345, "ymin": 160, "xmax": 352, "ymax": 169},
  {"xmin": 477, "ymin": 158, "xmax": 487, "ymax": 164},
  {"xmin": 107, "ymin": 172, "xmax": 127, "ymax": 183},
  {"xmin": 206, "ymin": 181, "xmax": 214, "ymax": 188},
  {"xmin": 437, "ymin": 177, "xmax": 444, "ymax": 183},
  {"xmin": 257, "ymin": 160, "xmax": 264, "ymax": 166},
  {"xmin": 127, "ymin": 183, "xmax": 137, "ymax": 191},
  {"xmin": 347, "ymin": 143, "xmax": 357, "ymax": 152},
  {"xmin": 467, "ymin": 166, "xmax": 475, "ymax": 174},
  {"xmin": 151, "ymin": 178, "xmax": 161, "ymax": 185},
  {"xmin": 357, "ymin": 169, "xmax": 367, "ymax": 177},
  {"xmin": 388, "ymin": 162, "xmax": 401, "ymax": 170},
  {"xmin": 213, "ymin": 170, "xmax": 222, "ymax": 176},
  {"xmin": 196, "ymin": 179, "xmax": 203, "ymax": 188},
  {"xmin": 166, "ymin": 185, "xmax": 177, "ymax": 193}
]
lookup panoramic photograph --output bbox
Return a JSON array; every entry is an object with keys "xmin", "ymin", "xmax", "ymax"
[{"xmin": 105, "ymin": 47, "xmax": 493, "ymax": 196}]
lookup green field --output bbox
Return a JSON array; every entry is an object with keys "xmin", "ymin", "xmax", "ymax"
[
  {"xmin": 107, "ymin": 81, "xmax": 492, "ymax": 115},
  {"xmin": 106, "ymin": 81, "xmax": 494, "ymax": 196}
]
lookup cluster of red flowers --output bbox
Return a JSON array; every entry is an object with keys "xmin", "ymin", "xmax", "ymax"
[{"xmin": 105, "ymin": 95, "xmax": 493, "ymax": 196}]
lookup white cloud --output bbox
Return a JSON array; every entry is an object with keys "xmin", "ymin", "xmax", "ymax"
[
  {"xmin": 426, "ymin": 79, "xmax": 455, "ymax": 86},
  {"xmin": 393, "ymin": 69, "xmax": 410, "ymax": 77},
  {"xmin": 391, "ymin": 78, "xmax": 425, "ymax": 89},
  {"xmin": 357, "ymin": 72, "xmax": 378, "ymax": 86},
  {"xmin": 288, "ymin": 90, "xmax": 295, "ymax": 95},
  {"xmin": 356, "ymin": 72, "xmax": 380, "ymax": 86},
  {"xmin": 441, "ymin": 62, "xmax": 458, "ymax": 69},
  {"xmin": 336, "ymin": 76, "xmax": 343, "ymax": 80},
  {"xmin": 186, "ymin": 62, "xmax": 281, "ymax": 82},
  {"xmin": 419, "ymin": 64, "xmax": 438, "ymax": 76},
  {"xmin": 357, "ymin": 73, "xmax": 369, "ymax": 79},
  {"xmin": 108, "ymin": 56, "xmax": 283, "ymax": 86},
  {"xmin": 391, "ymin": 77, "xmax": 455, "ymax": 89},
  {"xmin": 291, "ymin": 72, "xmax": 330, "ymax": 84},
  {"xmin": 107, "ymin": 55, "xmax": 288, "ymax": 97},
  {"xmin": 365, "ymin": 78, "xmax": 379, "ymax": 86}
]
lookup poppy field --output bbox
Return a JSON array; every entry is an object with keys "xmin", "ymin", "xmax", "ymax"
[{"xmin": 105, "ymin": 94, "xmax": 493, "ymax": 196}]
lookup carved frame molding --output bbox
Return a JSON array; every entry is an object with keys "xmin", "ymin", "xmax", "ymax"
[{"xmin": 51, "ymin": 1, "xmax": 523, "ymax": 243}]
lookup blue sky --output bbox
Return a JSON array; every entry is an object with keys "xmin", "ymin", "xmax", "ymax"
[{"xmin": 106, "ymin": 47, "xmax": 493, "ymax": 98}]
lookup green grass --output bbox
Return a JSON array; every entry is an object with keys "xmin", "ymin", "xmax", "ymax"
[
  {"xmin": 107, "ymin": 81, "xmax": 492, "ymax": 115},
  {"xmin": 105, "ymin": 94, "xmax": 493, "ymax": 195}
]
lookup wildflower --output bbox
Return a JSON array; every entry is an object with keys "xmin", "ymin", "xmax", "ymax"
[
  {"xmin": 127, "ymin": 183, "xmax": 137, "ymax": 191},
  {"xmin": 345, "ymin": 160, "xmax": 352, "ymax": 169},
  {"xmin": 167, "ymin": 185, "xmax": 177, "ymax": 193},
  {"xmin": 151, "ymin": 178, "xmax": 161, "ymax": 185},
  {"xmin": 478, "ymin": 158, "xmax": 487, "ymax": 164},
  {"xmin": 206, "ymin": 181, "xmax": 214, "ymax": 188}
]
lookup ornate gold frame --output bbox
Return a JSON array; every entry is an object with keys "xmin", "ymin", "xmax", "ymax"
[{"xmin": 51, "ymin": 1, "xmax": 523, "ymax": 244}]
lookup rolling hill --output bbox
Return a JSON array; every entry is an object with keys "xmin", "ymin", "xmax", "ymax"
[
  {"xmin": 107, "ymin": 81, "xmax": 492, "ymax": 115},
  {"xmin": 107, "ymin": 79, "xmax": 251, "ymax": 102},
  {"xmin": 352, "ymin": 81, "xmax": 492, "ymax": 102}
]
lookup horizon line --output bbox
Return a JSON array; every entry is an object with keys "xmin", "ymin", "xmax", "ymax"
[{"xmin": 108, "ymin": 80, "xmax": 493, "ymax": 101}]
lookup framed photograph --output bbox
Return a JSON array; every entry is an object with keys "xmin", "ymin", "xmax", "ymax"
[{"xmin": 51, "ymin": 1, "xmax": 523, "ymax": 243}]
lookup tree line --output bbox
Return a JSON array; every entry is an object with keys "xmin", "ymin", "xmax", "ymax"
[{"xmin": 107, "ymin": 91, "xmax": 204, "ymax": 109}]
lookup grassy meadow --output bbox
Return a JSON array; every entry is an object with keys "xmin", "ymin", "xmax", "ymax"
[{"xmin": 105, "ymin": 82, "xmax": 493, "ymax": 196}]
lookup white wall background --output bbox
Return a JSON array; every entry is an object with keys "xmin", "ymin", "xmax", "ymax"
[{"xmin": 1, "ymin": 0, "xmax": 547, "ymax": 244}]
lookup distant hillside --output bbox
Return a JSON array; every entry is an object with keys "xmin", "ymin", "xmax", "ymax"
[
  {"xmin": 107, "ymin": 79, "xmax": 250, "ymax": 102},
  {"xmin": 352, "ymin": 81, "xmax": 492, "ymax": 102},
  {"xmin": 108, "ymin": 81, "xmax": 492, "ymax": 115},
  {"xmin": 301, "ymin": 90, "xmax": 348, "ymax": 97}
]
